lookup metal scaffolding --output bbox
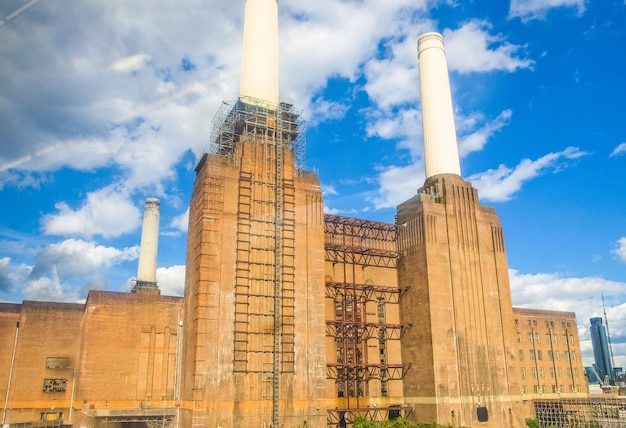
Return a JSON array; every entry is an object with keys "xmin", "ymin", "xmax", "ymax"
[
  {"xmin": 324, "ymin": 215, "xmax": 411, "ymax": 426},
  {"xmin": 533, "ymin": 396, "xmax": 626, "ymax": 428},
  {"xmin": 209, "ymin": 96, "xmax": 306, "ymax": 172}
]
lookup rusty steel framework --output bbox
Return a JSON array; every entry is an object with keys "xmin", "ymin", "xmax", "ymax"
[{"xmin": 324, "ymin": 215, "xmax": 411, "ymax": 426}]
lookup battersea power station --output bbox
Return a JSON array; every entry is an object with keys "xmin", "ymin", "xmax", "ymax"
[{"xmin": 0, "ymin": 1, "xmax": 594, "ymax": 427}]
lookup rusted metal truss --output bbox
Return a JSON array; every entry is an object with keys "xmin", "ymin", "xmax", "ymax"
[
  {"xmin": 326, "ymin": 363, "xmax": 411, "ymax": 381},
  {"xmin": 325, "ymin": 244, "xmax": 398, "ymax": 268},
  {"xmin": 326, "ymin": 320, "xmax": 411, "ymax": 341},
  {"xmin": 326, "ymin": 404, "xmax": 413, "ymax": 426},
  {"xmin": 325, "ymin": 281, "xmax": 409, "ymax": 303}
]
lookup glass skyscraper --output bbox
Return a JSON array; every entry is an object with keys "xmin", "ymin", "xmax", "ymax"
[{"xmin": 590, "ymin": 317, "xmax": 614, "ymax": 382}]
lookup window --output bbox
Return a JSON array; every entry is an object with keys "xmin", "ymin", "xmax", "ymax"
[
  {"xmin": 519, "ymin": 350, "xmax": 524, "ymax": 361},
  {"xmin": 562, "ymin": 322, "xmax": 566, "ymax": 327},
  {"xmin": 553, "ymin": 334, "xmax": 558, "ymax": 344},
  {"xmin": 517, "ymin": 333, "xmax": 522, "ymax": 343},
  {"xmin": 538, "ymin": 350, "xmax": 543, "ymax": 361},
  {"xmin": 555, "ymin": 351, "xmax": 560, "ymax": 361},
  {"xmin": 533, "ymin": 320, "xmax": 537, "ymax": 326},
  {"xmin": 541, "ymin": 385, "xmax": 547, "ymax": 393},
  {"xmin": 576, "ymin": 385, "xmax": 581, "ymax": 392},
  {"xmin": 574, "ymin": 368, "xmax": 579, "ymax": 377},
  {"xmin": 528, "ymin": 333, "xmax": 533, "ymax": 343},
  {"xmin": 567, "ymin": 368, "xmax": 572, "ymax": 378},
  {"xmin": 545, "ymin": 321, "xmax": 550, "ymax": 327},
  {"xmin": 570, "ymin": 335, "xmax": 574, "ymax": 344},
  {"xmin": 550, "ymin": 321, "xmax": 554, "ymax": 327},
  {"xmin": 530, "ymin": 350, "xmax": 536, "ymax": 360},
  {"xmin": 43, "ymin": 379, "xmax": 67, "ymax": 393},
  {"xmin": 515, "ymin": 319, "xmax": 519, "ymax": 325},
  {"xmin": 563, "ymin": 335, "xmax": 567, "ymax": 344},
  {"xmin": 40, "ymin": 413, "xmax": 62, "ymax": 422},
  {"xmin": 552, "ymin": 385, "xmax": 557, "ymax": 393},
  {"xmin": 569, "ymin": 385, "xmax": 574, "ymax": 392},
  {"xmin": 567, "ymin": 322, "xmax": 571, "ymax": 327},
  {"xmin": 532, "ymin": 368, "xmax": 537, "ymax": 378},
  {"xmin": 548, "ymin": 351, "xmax": 553, "ymax": 361},
  {"xmin": 550, "ymin": 368, "xmax": 555, "ymax": 378},
  {"xmin": 534, "ymin": 385, "xmax": 539, "ymax": 393},
  {"xmin": 540, "ymin": 368, "xmax": 545, "ymax": 378},
  {"xmin": 558, "ymin": 368, "xmax": 562, "ymax": 378},
  {"xmin": 559, "ymin": 385, "xmax": 564, "ymax": 393},
  {"xmin": 535, "ymin": 333, "xmax": 541, "ymax": 343},
  {"xmin": 528, "ymin": 320, "xmax": 532, "ymax": 325},
  {"xmin": 546, "ymin": 334, "xmax": 551, "ymax": 344},
  {"xmin": 565, "ymin": 351, "xmax": 570, "ymax": 361},
  {"xmin": 522, "ymin": 385, "xmax": 528, "ymax": 394},
  {"xmin": 572, "ymin": 351, "xmax": 577, "ymax": 361},
  {"xmin": 521, "ymin": 368, "xmax": 526, "ymax": 379}
]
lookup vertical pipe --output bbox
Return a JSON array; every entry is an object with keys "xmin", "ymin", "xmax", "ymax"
[
  {"xmin": 417, "ymin": 32, "xmax": 462, "ymax": 179},
  {"xmin": 2, "ymin": 321, "xmax": 19, "ymax": 425}
]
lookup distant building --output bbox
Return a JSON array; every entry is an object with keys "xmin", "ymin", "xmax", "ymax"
[{"xmin": 590, "ymin": 317, "xmax": 615, "ymax": 383}]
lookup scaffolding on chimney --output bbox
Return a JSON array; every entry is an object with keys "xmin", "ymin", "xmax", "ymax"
[
  {"xmin": 209, "ymin": 96, "xmax": 306, "ymax": 173},
  {"xmin": 323, "ymin": 215, "xmax": 412, "ymax": 426}
]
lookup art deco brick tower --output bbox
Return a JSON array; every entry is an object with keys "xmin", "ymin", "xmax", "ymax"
[
  {"xmin": 179, "ymin": 1, "xmax": 327, "ymax": 427},
  {"xmin": 397, "ymin": 33, "xmax": 524, "ymax": 427}
]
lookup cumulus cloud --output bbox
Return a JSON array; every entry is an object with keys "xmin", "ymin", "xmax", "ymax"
[
  {"xmin": 444, "ymin": 21, "xmax": 534, "ymax": 73},
  {"xmin": 157, "ymin": 265, "xmax": 186, "ymax": 297},
  {"xmin": 41, "ymin": 186, "xmax": 141, "ymax": 238},
  {"xmin": 458, "ymin": 110, "xmax": 512, "ymax": 157},
  {"xmin": 509, "ymin": 0, "xmax": 586, "ymax": 21},
  {"xmin": 610, "ymin": 143, "xmax": 626, "ymax": 157},
  {"xmin": 30, "ymin": 239, "xmax": 137, "ymax": 281},
  {"xmin": 509, "ymin": 269, "xmax": 626, "ymax": 367},
  {"xmin": 169, "ymin": 208, "xmax": 190, "ymax": 233},
  {"xmin": 467, "ymin": 146, "xmax": 587, "ymax": 202},
  {"xmin": 613, "ymin": 238, "xmax": 626, "ymax": 263}
]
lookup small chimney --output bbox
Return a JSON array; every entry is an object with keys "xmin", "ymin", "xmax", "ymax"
[
  {"xmin": 418, "ymin": 32, "xmax": 462, "ymax": 179},
  {"xmin": 240, "ymin": 0, "xmax": 279, "ymax": 107},
  {"xmin": 133, "ymin": 198, "xmax": 160, "ymax": 295}
]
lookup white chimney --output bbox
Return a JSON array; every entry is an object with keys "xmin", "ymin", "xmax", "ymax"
[
  {"xmin": 240, "ymin": 0, "xmax": 279, "ymax": 107},
  {"xmin": 136, "ymin": 198, "xmax": 160, "ymax": 290},
  {"xmin": 418, "ymin": 32, "xmax": 462, "ymax": 179}
]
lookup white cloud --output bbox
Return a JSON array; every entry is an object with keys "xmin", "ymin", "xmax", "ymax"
[
  {"xmin": 467, "ymin": 146, "xmax": 587, "ymax": 202},
  {"xmin": 613, "ymin": 238, "xmax": 626, "ymax": 263},
  {"xmin": 370, "ymin": 162, "xmax": 426, "ymax": 210},
  {"xmin": 157, "ymin": 265, "xmax": 186, "ymax": 297},
  {"xmin": 0, "ymin": 257, "xmax": 13, "ymax": 293},
  {"xmin": 444, "ymin": 21, "xmax": 534, "ymax": 73},
  {"xmin": 509, "ymin": 269, "xmax": 626, "ymax": 367},
  {"xmin": 321, "ymin": 184, "xmax": 339, "ymax": 197},
  {"xmin": 169, "ymin": 208, "xmax": 190, "ymax": 233},
  {"xmin": 610, "ymin": 143, "xmax": 626, "ymax": 157},
  {"xmin": 509, "ymin": 0, "xmax": 586, "ymax": 21},
  {"xmin": 31, "ymin": 239, "xmax": 137, "ymax": 281},
  {"xmin": 42, "ymin": 186, "xmax": 141, "ymax": 238},
  {"xmin": 458, "ymin": 110, "xmax": 512, "ymax": 157}
]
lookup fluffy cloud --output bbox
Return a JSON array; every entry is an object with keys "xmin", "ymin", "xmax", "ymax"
[
  {"xmin": 41, "ymin": 186, "xmax": 141, "ymax": 238},
  {"xmin": 509, "ymin": 0, "xmax": 586, "ymax": 21},
  {"xmin": 613, "ymin": 238, "xmax": 626, "ymax": 263},
  {"xmin": 610, "ymin": 143, "xmax": 626, "ymax": 157},
  {"xmin": 169, "ymin": 208, "xmax": 190, "ymax": 233},
  {"xmin": 467, "ymin": 146, "xmax": 587, "ymax": 202},
  {"xmin": 509, "ymin": 269, "xmax": 626, "ymax": 366},
  {"xmin": 30, "ymin": 239, "xmax": 137, "ymax": 282},
  {"xmin": 458, "ymin": 110, "xmax": 512, "ymax": 157},
  {"xmin": 443, "ymin": 21, "xmax": 534, "ymax": 73},
  {"xmin": 157, "ymin": 265, "xmax": 186, "ymax": 297}
]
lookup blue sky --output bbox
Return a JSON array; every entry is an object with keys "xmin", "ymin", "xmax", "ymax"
[{"xmin": 1, "ymin": 0, "xmax": 625, "ymax": 368}]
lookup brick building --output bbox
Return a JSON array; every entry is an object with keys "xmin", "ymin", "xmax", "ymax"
[{"xmin": 0, "ymin": 1, "xmax": 593, "ymax": 428}]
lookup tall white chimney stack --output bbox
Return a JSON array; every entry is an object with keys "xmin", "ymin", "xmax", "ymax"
[
  {"xmin": 418, "ymin": 32, "xmax": 462, "ymax": 179},
  {"xmin": 240, "ymin": 0, "xmax": 279, "ymax": 106},
  {"xmin": 135, "ymin": 198, "xmax": 160, "ymax": 293}
]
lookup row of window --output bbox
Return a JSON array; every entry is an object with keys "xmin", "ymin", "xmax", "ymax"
[
  {"xmin": 517, "ymin": 333, "xmax": 575, "ymax": 345},
  {"xmin": 521, "ymin": 367, "xmax": 579, "ymax": 379},
  {"xmin": 521, "ymin": 384, "xmax": 581, "ymax": 394},
  {"xmin": 519, "ymin": 349, "xmax": 577, "ymax": 362},
  {"xmin": 515, "ymin": 319, "xmax": 572, "ymax": 328}
]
